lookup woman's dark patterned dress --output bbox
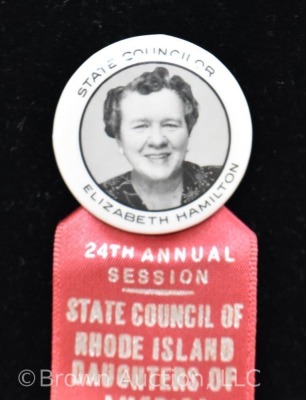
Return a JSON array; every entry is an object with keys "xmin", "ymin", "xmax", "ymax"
[{"xmin": 99, "ymin": 161, "xmax": 222, "ymax": 210}]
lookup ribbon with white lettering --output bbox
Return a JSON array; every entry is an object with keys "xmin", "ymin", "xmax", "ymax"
[{"xmin": 51, "ymin": 206, "xmax": 257, "ymax": 400}]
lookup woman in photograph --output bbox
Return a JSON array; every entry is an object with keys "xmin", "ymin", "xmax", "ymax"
[{"xmin": 100, "ymin": 67, "xmax": 221, "ymax": 211}]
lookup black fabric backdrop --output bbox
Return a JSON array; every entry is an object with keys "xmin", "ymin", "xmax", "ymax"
[{"xmin": 2, "ymin": 1, "xmax": 306, "ymax": 399}]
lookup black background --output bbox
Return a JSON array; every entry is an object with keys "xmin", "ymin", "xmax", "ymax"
[{"xmin": 2, "ymin": 1, "xmax": 306, "ymax": 399}]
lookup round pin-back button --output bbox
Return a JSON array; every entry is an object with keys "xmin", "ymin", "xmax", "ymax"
[{"xmin": 53, "ymin": 34, "xmax": 252, "ymax": 234}]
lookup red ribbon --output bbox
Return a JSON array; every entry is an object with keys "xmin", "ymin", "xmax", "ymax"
[{"xmin": 52, "ymin": 206, "xmax": 257, "ymax": 399}]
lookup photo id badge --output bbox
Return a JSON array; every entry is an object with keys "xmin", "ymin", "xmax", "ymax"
[
  {"xmin": 51, "ymin": 35, "xmax": 258, "ymax": 400},
  {"xmin": 53, "ymin": 34, "xmax": 252, "ymax": 234}
]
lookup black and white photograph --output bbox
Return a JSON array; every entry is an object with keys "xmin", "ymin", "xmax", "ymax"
[{"xmin": 81, "ymin": 63, "xmax": 229, "ymax": 211}]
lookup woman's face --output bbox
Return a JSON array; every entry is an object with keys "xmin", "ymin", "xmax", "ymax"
[{"xmin": 117, "ymin": 88, "xmax": 189, "ymax": 183}]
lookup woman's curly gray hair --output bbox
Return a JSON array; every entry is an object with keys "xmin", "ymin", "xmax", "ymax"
[{"xmin": 103, "ymin": 67, "xmax": 199, "ymax": 138}]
